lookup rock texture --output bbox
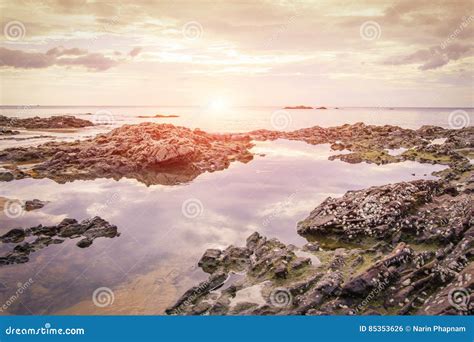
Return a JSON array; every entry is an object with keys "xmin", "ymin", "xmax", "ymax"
[
  {"xmin": 0, "ymin": 123, "xmax": 254, "ymax": 185},
  {"xmin": 168, "ymin": 177, "xmax": 473, "ymax": 315},
  {"xmin": 1, "ymin": 122, "xmax": 471, "ymax": 186},
  {"xmin": 0, "ymin": 115, "xmax": 93, "ymax": 129},
  {"xmin": 168, "ymin": 120, "xmax": 473, "ymax": 316},
  {"xmin": 24, "ymin": 199, "xmax": 47, "ymax": 211},
  {"xmin": 0, "ymin": 217, "xmax": 120, "ymax": 266}
]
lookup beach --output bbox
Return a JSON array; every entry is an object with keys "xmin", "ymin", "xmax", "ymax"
[{"xmin": 0, "ymin": 107, "xmax": 472, "ymax": 315}]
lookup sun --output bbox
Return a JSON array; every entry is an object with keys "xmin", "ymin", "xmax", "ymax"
[{"xmin": 208, "ymin": 98, "xmax": 230, "ymax": 111}]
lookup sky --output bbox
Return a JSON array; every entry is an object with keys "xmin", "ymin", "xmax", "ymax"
[{"xmin": 0, "ymin": 0, "xmax": 473, "ymax": 107}]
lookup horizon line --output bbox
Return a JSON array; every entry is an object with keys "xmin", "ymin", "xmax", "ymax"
[{"xmin": 1, "ymin": 105, "xmax": 473, "ymax": 109}]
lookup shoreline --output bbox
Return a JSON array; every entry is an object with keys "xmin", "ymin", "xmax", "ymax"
[{"xmin": 0, "ymin": 117, "xmax": 472, "ymax": 315}]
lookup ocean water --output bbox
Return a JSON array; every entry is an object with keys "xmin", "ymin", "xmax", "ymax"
[
  {"xmin": 0, "ymin": 106, "xmax": 468, "ymax": 315},
  {"xmin": 1, "ymin": 105, "xmax": 473, "ymax": 132}
]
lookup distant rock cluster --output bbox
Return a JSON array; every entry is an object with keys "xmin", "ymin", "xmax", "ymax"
[{"xmin": 0, "ymin": 115, "xmax": 93, "ymax": 129}]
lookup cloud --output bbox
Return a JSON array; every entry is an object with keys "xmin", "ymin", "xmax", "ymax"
[
  {"xmin": 0, "ymin": 47, "xmax": 119, "ymax": 71},
  {"xmin": 129, "ymin": 47, "xmax": 142, "ymax": 57},
  {"xmin": 383, "ymin": 43, "xmax": 473, "ymax": 70},
  {"xmin": 46, "ymin": 46, "xmax": 88, "ymax": 57}
]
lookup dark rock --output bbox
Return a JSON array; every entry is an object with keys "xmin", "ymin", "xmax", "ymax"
[
  {"xmin": 0, "ymin": 229, "xmax": 26, "ymax": 243},
  {"xmin": 0, "ymin": 216, "xmax": 119, "ymax": 266},
  {"xmin": 198, "ymin": 249, "xmax": 222, "ymax": 274},
  {"xmin": 0, "ymin": 115, "xmax": 93, "ymax": 129},
  {"xmin": 24, "ymin": 199, "xmax": 46, "ymax": 211},
  {"xmin": 283, "ymin": 105, "xmax": 313, "ymax": 109}
]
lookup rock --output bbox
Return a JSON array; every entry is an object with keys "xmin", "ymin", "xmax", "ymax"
[
  {"xmin": 0, "ymin": 115, "xmax": 93, "ymax": 129},
  {"xmin": 417, "ymin": 263, "xmax": 473, "ymax": 315},
  {"xmin": 342, "ymin": 243, "xmax": 413, "ymax": 297},
  {"xmin": 0, "ymin": 229, "xmax": 26, "ymax": 243},
  {"xmin": 0, "ymin": 123, "xmax": 255, "ymax": 186},
  {"xmin": 0, "ymin": 216, "xmax": 119, "ymax": 266},
  {"xmin": 297, "ymin": 180, "xmax": 441, "ymax": 240},
  {"xmin": 302, "ymin": 242, "xmax": 320, "ymax": 252},
  {"xmin": 0, "ymin": 172, "xmax": 14, "ymax": 181},
  {"xmin": 76, "ymin": 238, "xmax": 93, "ymax": 248},
  {"xmin": 274, "ymin": 264, "xmax": 288, "ymax": 278},
  {"xmin": 283, "ymin": 105, "xmax": 313, "ymax": 109},
  {"xmin": 0, "ymin": 128, "xmax": 20, "ymax": 135},
  {"xmin": 198, "ymin": 249, "xmax": 222, "ymax": 274},
  {"xmin": 24, "ymin": 199, "xmax": 46, "ymax": 211},
  {"xmin": 169, "ymin": 165, "xmax": 472, "ymax": 316},
  {"xmin": 137, "ymin": 114, "xmax": 180, "ymax": 118},
  {"xmin": 165, "ymin": 271, "xmax": 228, "ymax": 315}
]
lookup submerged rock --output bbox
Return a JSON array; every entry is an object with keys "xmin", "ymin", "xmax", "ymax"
[
  {"xmin": 0, "ymin": 216, "xmax": 120, "ymax": 266},
  {"xmin": 24, "ymin": 199, "xmax": 47, "ymax": 211}
]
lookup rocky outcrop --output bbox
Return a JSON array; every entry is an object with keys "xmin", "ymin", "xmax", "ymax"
[
  {"xmin": 249, "ymin": 123, "xmax": 472, "ymax": 172},
  {"xmin": 0, "ymin": 128, "xmax": 19, "ymax": 135},
  {"xmin": 283, "ymin": 105, "xmax": 313, "ymax": 109},
  {"xmin": 138, "ymin": 114, "xmax": 180, "ymax": 118},
  {"xmin": 0, "ymin": 123, "xmax": 254, "ymax": 186},
  {"xmin": 0, "ymin": 217, "xmax": 120, "ymax": 266},
  {"xmin": 0, "ymin": 115, "xmax": 93, "ymax": 129},
  {"xmin": 1, "ymin": 122, "xmax": 471, "ymax": 185},
  {"xmin": 168, "ymin": 176, "xmax": 472, "ymax": 315},
  {"xmin": 297, "ymin": 180, "xmax": 441, "ymax": 239}
]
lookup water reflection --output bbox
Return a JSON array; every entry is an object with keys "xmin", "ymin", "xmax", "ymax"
[{"xmin": 0, "ymin": 140, "xmax": 446, "ymax": 314}]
